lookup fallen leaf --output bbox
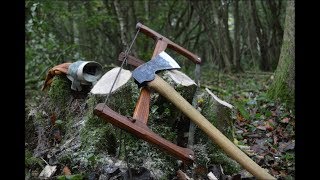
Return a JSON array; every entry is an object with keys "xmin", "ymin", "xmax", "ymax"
[
  {"xmin": 270, "ymin": 168, "xmax": 279, "ymax": 176},
  {"xmin": 177, "ymin": 170, "xmax": 191, "ymax": 180},
  {"xmin": 257, "ymin": 125, "xmax": 266, "ymax": 131},
  {"xmin": 284, "ymin": 141, "xmax": 295, "ymax": 151},
  {"xmin": 63, "ymin": 166, "xmax": 71, "ymax": 175},
  {"xmin": 273, "ymin": 136, "xmax": 278, "ymax": 145},
  {"xmin": 237, "ymin": 113, "xmax": 245, "ymax": 122},
  {"xmin": 53, "ymin": 129, "xmax": 62, "ymax": 142},
  {"xmin": 265, "ymin": 122, "xmax": 274, "ymax": 131},
  {"xmin": 281, "ymin": 117, "xmax": 290, "ymax": 123},
  {"xmin": 266, "ymin": 132, "xmax": 273, "ymax": 137},
  {"xmin": 278, "ymin": 141, "xmax": 295, "ymax": 152},
  {"xmin": 50, "ymin": 113, "xmax": 56, "ymax": 125},
  {"xmin": 279, "ymin": 170, "xmax": 287, "ymax": 177}
]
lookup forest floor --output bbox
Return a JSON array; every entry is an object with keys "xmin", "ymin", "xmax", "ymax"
[
  {"xmin": 201, "ymin": 69, "xmax": 295, "ymax": 179},
  {"xmin": 25, "ymin": 68, "xmax": 295, "ymax": 179}
]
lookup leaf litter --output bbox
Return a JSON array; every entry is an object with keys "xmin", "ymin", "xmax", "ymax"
[{"xmin": 202, "ymin": 71, "xmax": 295, "ymax": 179}]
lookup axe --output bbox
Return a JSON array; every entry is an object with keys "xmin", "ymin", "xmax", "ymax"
[
  {"xmin": 93, "ymin": 23, "xmax": 200, "ymax": 163},
  {"xmin": 129, "ymin": 22, "xmax": 201, "ymax": 124},
  {"xmin": 95, "ymin": 51, "xmax": 275, "ymax": 179}
]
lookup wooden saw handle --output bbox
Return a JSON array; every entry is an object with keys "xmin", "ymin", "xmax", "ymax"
[
  {"xmin": 132, "ymin": 39, "xmax": 168, "ymax": 123},
  {"xmin": 136, "ymin": 22, "xmax": 201, "ymax": 64},
  {"xmin": 148, "ymin": 75, "xmax": 275, "ymax": 180},
  {"xmin": 94, "ymin": 103, "xmax": 194, "ymax": 163}
]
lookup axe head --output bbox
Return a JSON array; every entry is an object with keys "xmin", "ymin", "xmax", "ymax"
[{"xmin": 132, "ymin": 51, "xmax": 180, "ymax": 85}]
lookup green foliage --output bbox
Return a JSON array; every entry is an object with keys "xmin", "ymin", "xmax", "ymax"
[
  {"xmin": 283, "ymin": 152, "xmax": 294, "ymax": 162},
  {"xmin": 58, "ymin": 153, "xmax": 72, "ymax": 165},
  {"xmin": 25, "ymin": 2, "xmax": 82, "ymax": 100},
  {"xmin": 57, "ymin": 174, "xmax": 84, "ymax": 180},
  {"xmin": 55, "ymin": 119, "xmax": 64, "ymax": 126},
  {"xmin": 234, "ymin": 101, "xmax": 250, "ymax": 120}
]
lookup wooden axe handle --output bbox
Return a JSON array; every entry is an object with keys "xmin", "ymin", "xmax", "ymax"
[
  {"xmin": 136, "ymin": 22, "xmax": 201, "ymax": 64},
  {"xmin": 148, "ymin": 75, "xmax": 275, "ymax": 180}
]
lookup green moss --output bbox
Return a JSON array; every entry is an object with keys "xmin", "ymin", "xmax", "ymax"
[
  {"xmin": 57, "ymin": 174, "xmax": 84, "ymax": 180},
  {"xmin": 79, "ymin": 114, "xmax": 118, "ymax": 154},
  {"xmin": 267, "ymin": 1, "xmax": 295, "ymax": 111},
  {"xmin": 201, "ymin": 93, "xmax": 234, "ymax": 140},
  {"xmin": 207, "ymin": 145, "xmax": 241, "ymax": 174},
  {"xmin": 48, "ymin": 75, "xmax": 72, "ymax": 108},
  {"xmin": 57, "ymin": 153, "xmax": 73, "ymax": 165},
  {"xmin": 192, "ymin": 91, "xmax": 241, "ymax": 174},
  {"xmin": 25, "ymin": 149, "xmax": 44, "ymax": 169}
]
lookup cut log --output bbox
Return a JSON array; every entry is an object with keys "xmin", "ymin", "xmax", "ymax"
[
  {"xmin": 165, "ymin": 70, "xmax": 196, "ymax": 86},
  {"xmin": 90, "ymin": 67, "xmax": 132, "ymax": 95}
]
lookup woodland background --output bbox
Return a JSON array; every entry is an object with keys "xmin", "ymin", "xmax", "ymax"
[{"xmin": 25, "ymin": 0, "xmax": 295, "ymax": 179}]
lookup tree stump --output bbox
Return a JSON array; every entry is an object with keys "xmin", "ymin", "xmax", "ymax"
[{"xmin": 26, "ymin": 68, "xmax": 241, "ymax": 179}]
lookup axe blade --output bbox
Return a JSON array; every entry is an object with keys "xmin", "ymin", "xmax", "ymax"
[{"xmin": 132, "ymin": 51, "xmax": 180, "ymax": 84}]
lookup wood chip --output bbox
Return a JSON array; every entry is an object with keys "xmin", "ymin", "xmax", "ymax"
[{"xmin": 39, "ymin": 165, "xmax": 57, "ymax": 179}]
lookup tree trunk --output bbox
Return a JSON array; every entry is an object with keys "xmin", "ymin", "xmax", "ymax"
[
  {"xmin": 144, "ymin": 0, "xmax": 149, "ymax": 21},
  {"xmin": 267, "ymin": 0, "xmax": 294, "ymax": 110},
  {"xmin": 193, "ymin": 1, "xmax": 221, "ymax": 70},
  {"xmin": 221, "ymin": 0, "xmax": 234, "ymax": 69},
  {"xmin": 233, "ymin": 0, "xmax": 243, "ymax": 72},
  {"xmin": 211, "ymin": 0, "xmax": 233, "ymax": 73},
  {"xmin": 127, "ymin": 0, "xmax": 138, "ymax": 57},
  {"xmin": 249, "ymin": 0, "xmax": 270, "ymax": 71},
  {"xmin": 244, "ymin": 0, "xmax": 259, "ymax": 70},
  {"xmin": 266, "ymin": 0, "xmax": 284, "ymax": 69},
  {"xmin": 84, "ymin": 2, "xmax": 95, "ymax": 60},
  {"xmin": 113, "ymin": 0, "xmax": 128, "ymax": 49},
  {"xmin": 70, "ymin": 2, "xmax": 80, "ymax": 58}
]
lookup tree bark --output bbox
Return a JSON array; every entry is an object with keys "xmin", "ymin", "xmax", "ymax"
[
  {"xmin": 113, "ymin": 0, "xmax": 128, "ymax": 49},
  {"xmin": 233, "ymin": 0, "xmax": 243, "ymax": 72},
  {"xmin": 266, "ymin": 0, "xmax": 284, "ymax": 69},
  {"xmin": 127, "ymin": 0, "xmax": 138, "ymax": 57},
  {"xmin": 211, "ymin": 0, "xmax": 234, "ymax": 73},
  {"xmin": 249, "ymin": 0, "xmax": 270, "ymax": 71},
  {"xmin": 267, "ymin": 0, "xmax": 295, "ymax": 110},
  {"xmin": 244, "ymin": 3, "xmax": 258, "ymax": 70},
  {"xmin": 144, "ymin": 0, "xmax": 149, "ymax": 21},
  {"xmin": 193, "ymin": 1, "xmax": 221, "ymax": 69}
]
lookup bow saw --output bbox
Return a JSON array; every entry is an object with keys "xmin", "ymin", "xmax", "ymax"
[{"xmin": 93, "ymin": 22, "xmax": 275, "ymax": 180}]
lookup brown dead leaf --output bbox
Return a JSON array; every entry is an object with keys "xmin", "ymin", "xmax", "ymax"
[
  {"xmin": 63, "ymin": 166, "xmax": 71, "ymax": 175},
  {"xmin": 278, "ymin": 141, "xmax": 295, "ymax": 152},
  {"xmin": 266, "ymin": 132, "xmax": 273, "ymax": 137},
  {"xmin": 50, "ymin": 113, "xmax": 56, "ymax": 125},
  {"xmin": 279, "ymin": 170, "xmax": 287, "ymax": 177},
  {"xmin": 273, "ymin": 135, "xmax": 278, "ymax": 145},
  {"xmin": 257, "ymin": 125, "xmax": 266, "ymax": 131},
  {"xmin": 281, "ymin": 117, "xmax": 290, "ymax": 123},
  {"xmin": 53, "ymin": 129, "xmax": 62, "ymax": 142},
  {"xmin": 237, "ymin": 112, "xmax": 245, "ymax": 122},
  {"xmin": 284, "ymin": 141, "xmax": 295, "ymax": 151},
  {"xmin": 270, "ymin": 168, "xmax": 279, "ymax": 176},
  {"xmin": 265, "ymin": 122, "xmax": 274, "ymax": 131}
]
